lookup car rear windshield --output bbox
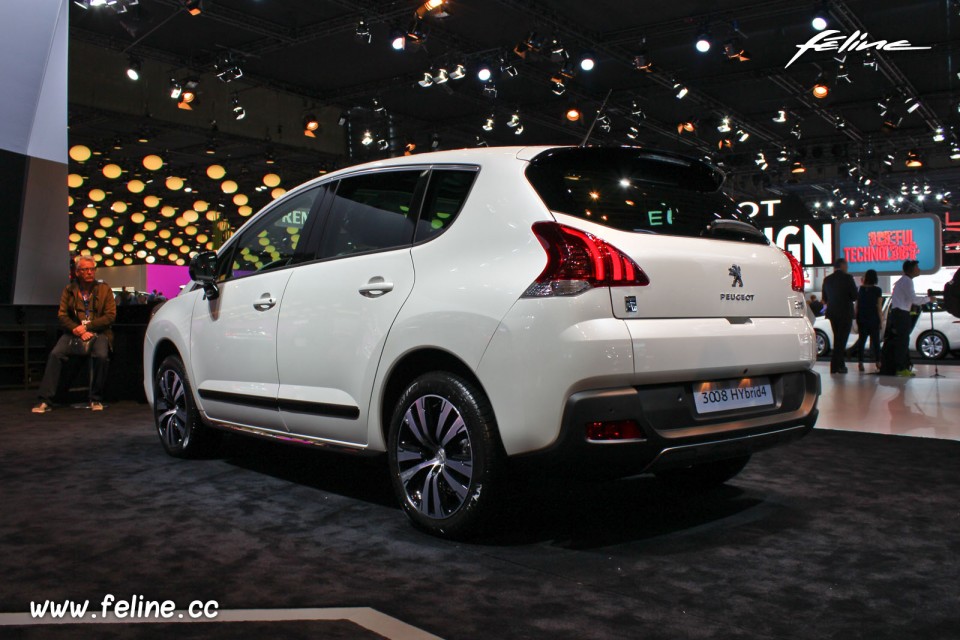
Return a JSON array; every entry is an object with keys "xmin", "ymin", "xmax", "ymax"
[{"xmin": 525, "ymin": 147, "xmax": 767, "ymax": 244}]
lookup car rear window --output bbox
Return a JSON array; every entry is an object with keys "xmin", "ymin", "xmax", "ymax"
[{"xmin": 525, "ymin": 147, "xmax": 767, "ymax": 244}]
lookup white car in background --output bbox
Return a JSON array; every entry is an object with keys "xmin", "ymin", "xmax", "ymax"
[
  {"xmin": 144, "ymin": 146, "xmax": 820, "ymax": 538},
  {"xmin": 813, "ymin": 298, "xmax": 959, "ymax": 359}
]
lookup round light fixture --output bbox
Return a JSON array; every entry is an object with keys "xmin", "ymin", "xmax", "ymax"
[
  {"xmin": 127, "ymin": 179, "xmax": 145, "ymax": 193},
  {"xmin": 68, "ymin": 173, "xmax": 84, "ymax": 188},
  {"xmin": 221, "ymin": 180, "xmax": 238, "ymax": 194},
  {"xmin": 206, "ymin": 164, "xmax": 226, "ymax": 180},
  {"xmin": 143, "ymin": 154, "xmax": 163, "ymax": 171},
  {"xmin": 263, "ymin": 173, "xmax": 281, "ymax": 187},
  {"xmin": 69, "ymin": 145, "xmax": 92, "ymax": 162},
  {"xmin": 102, "ymin": 164, "xmax": 122, "ymax": 179}
]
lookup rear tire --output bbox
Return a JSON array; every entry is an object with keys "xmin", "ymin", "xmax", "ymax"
[
  {"xmin": 917, "ymin": 330, "xmax": 948, "ymax": 360},
  {"xmin": 387, "ymin": 372, "xmax": 504, "ymax": 539},
  {"xmin": 655, "ymin": 454, "xmax": 751, "ymax": 489},
  {"xmin": 153, "ymin": 355, "xmax": 222, "ymax": 458}
]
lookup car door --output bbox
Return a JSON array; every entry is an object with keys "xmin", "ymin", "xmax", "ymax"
[
  {"xmin": 190, "ymin": 186, "xmax": 324, "ymax": 430},
  {"xmin": 276, "ymin": 169, "xmax": 424, "ymax": 444}
]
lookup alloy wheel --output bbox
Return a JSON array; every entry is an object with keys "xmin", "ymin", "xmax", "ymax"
[
  {"xmin": 156, "ymin": 367, "xmax": 188, "ymax": 449},
  {"xmin": 394, "ymin": 394, "xmax": 474, "ymax": 520},
  {"xmin": 919, "ymin": 333, "xmax": 945, "ymax": 359}
]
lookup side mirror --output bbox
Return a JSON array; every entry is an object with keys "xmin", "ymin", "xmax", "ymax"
[{"xmin": 188, "ymin": 251, "xmax": 220, "ymax": 300}]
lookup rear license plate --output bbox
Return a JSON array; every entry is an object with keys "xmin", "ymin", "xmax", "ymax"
[{"xmin": 693, "ymin": 377, "xmax": 774, "ymax": 414}]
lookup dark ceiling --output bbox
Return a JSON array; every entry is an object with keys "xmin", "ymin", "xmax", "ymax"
[{"xmin": 66, "ymin": 0, "xmax": 960, "ymax": 265}]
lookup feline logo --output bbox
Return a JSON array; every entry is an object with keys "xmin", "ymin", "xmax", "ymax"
[
  {"xmin": 786, "ymin": 30, "xmax": 931, "ymax": 68},
  {"xmin": 729, "ymin": 265, "xmax": 744, "ymax": 288}
]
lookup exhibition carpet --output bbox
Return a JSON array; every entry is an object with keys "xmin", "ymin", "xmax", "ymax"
[{"xmin": 1, "ymin": 390, "xmax": 958, "ymax": 640}]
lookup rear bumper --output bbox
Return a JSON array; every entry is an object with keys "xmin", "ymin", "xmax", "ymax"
[{"xmin": 514, "ymin": 369, "xmax": 820, "ymax": 478}]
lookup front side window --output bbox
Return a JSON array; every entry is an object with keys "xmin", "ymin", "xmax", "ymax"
[
  {"xmin": 222, "ymin": 188, "xmax": 318, "ymax": 280},
  {"xmin": 319, "ymin": 170, "xmax": 422, "ymax": 259}
]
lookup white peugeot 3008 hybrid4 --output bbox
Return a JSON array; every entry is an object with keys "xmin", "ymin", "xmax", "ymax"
[{"xmin": 145, "ymin": 146, "xmax": 820, "ymax": 538}]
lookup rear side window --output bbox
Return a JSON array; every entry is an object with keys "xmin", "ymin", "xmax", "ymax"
[
  {"xmin": 525, "ymin": 147, "xmax": 766, "ymax": 244},
  {"xmin": 319, "ymin": 170, "xmax": 422, "ymax": 258},
  {"xmin": 415, "ymin": 169, "xmax": 477, "ymax": 242}
]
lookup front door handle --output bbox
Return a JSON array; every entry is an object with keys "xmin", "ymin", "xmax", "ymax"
[
  {"xmin": 359, "ymin": 277, "xmax": 394, "ymax": 298},
  {"xmin": 253, "ymin": 294, "xmax": 277, "ymax": 311}
]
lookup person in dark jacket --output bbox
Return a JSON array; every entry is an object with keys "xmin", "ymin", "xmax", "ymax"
[
  {"xmin": 821, "ymin": 258, "xmax": 858, "ymax": 374},
  {"xmin": 853, "ymin": 269, "xmax": 883, "ymax": 372},
  {"xmin": 32, "ymin": 255, "xmax": 117, "ymax": 413}
]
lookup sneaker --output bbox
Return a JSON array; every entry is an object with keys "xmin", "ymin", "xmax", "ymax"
[
  {"xmin": 90, "ymin": 401, "xmax": 104, "ymax": 411},
  {"xmin": 32, "ymin": 402, "xmax": 52, "ymax": 414},
  {"xmin": 896, "ymin": 369, "xmax": 916, "ymax": 377}
]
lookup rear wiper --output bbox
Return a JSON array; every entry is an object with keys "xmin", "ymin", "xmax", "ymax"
[{"xmin": 701, "ymin": 219, "xmax": 768, "ymax": 244}]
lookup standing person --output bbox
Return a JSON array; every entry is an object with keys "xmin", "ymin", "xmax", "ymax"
[
  {"xmin": 886, "ymin": 260, "xmax": 935, "ymax": 377},
  {"xmin": 853, "ymin": 269, "xmax": 883, "ymax": 372},
  {"xmin": 821, "ymin": 258, "xmax": 858, "ymax": 374},
  {"xmin": 32, "ymin": 255, "xmax": 116, "ymax": 413}
]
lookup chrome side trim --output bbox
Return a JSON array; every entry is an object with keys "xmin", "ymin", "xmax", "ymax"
[{"xmin": 203, "ymin": 415, "xmax": 373, "ymax": 453}]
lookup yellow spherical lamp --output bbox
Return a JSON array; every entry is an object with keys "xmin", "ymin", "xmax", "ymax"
[
  {"xmin": 165, "ymin": 176, "xmax": 184, "ymax": 191},
  {"xmin": 102, "ymin": 164, "xmax": 122, "ymax": 179},
  {"xmin": 263, "ymin": 173, "xmax": 281, "ymax": 187},
  {"xmin": 206, "ymin": 164, "xmax": 226, "ymax": 180},
  {"xmin": 143, "ymin": 154, "xmax": 163, "ymax": 171},
  {"xmin": 221, "ymin": 180, "xmax": 238, "ymax": 194},
  {"xmin": 89, "ymin": 188, "xmax": 106, "ymax": 202},
  {"xmin": 232, "ymin": 193, "xmax": 248, "ymax": 206},
  {"xmin": 127, "ymin": 179, "xmax": 145, "ymax": 193},
  {"xmin": 70, "ymin": 145, "xmax": 92, "ymax": 162},
  {"xmin": 68, "ymin": 173, "xmax": 84, "ymax": 188}
]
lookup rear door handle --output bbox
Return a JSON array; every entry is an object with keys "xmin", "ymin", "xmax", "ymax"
[
  {"xmin": 253, "ymin": 295, "xmax": 277, "ymax": 311},
  {"xmin": 359, "ymin": 277, "xmax": 394, "ymax": 298}
]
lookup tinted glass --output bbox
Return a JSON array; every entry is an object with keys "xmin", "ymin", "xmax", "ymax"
[
  {"xmin": 525, "ymin": 147, "xmax": 765, "ymax": 243},
  {"xmin": 415, "ymin": 169, "xmax": 477, "ymax": 242},
  {"xmin": 225, "ymin": 188, "xmax": 317, "ymax": 279},
  {"xmin": 319, "ymin": 170, "xmax": 422, "ymax": 258}
]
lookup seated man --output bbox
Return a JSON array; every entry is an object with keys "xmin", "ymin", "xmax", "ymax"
[{"xmin": 32, "ymin": 255, "xmax": 116, "ymax": 412}]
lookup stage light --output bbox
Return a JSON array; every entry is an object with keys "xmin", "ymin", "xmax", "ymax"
[
  {"xmin": 418, "ymin": 71, "xmax": 434, "ymax": 88},
  {"xmin": 181, "ymin": 0, "xmax": 202, "ymax": 16},
  {"xmin": 550, "ymin": 76, "xmax": 566, "ymax": 95},
  {"xmin": 812, "ymin": 78, "xmax": 829, "ymax": 99},
  {"xmin": 905, "ymin": 97, "xmax": 920, "ymax": 113},
  {"xmin": 483, "ymin": 83, "xmax": 498, "ymax": 98},
  {"xmin": 303, "ymin": 115, "xmax": 319, "ymax": 137},
  {"xmin": 507, "ymin": 112, "xmax": 521, "ymax": 128},
  {"xmin": 791, "ymin": 123, "xmax": 802, "ymax": 139},
  {"xmin": 633, "ymin": 51, "xmax": 652, "ymax": 72},
  {"xmin": 778, "ymin": 149, "xmax": 789, "ymax": 163},
  {"xmin": 361, "ymin": 130, "xmax": 374, "ymax": 146},
  {"xmin": 950, "ymin": 144, "xmax": 960, "ymax": 160},
  {"xmin": 390, "ymin": 29, "xmax": 406, "ymax": 51},
  {"xmin": 431, "ymin": 133, "xmax": 441, "ymax": 149},
  {"xmin": 477, "ymin": 63, "xmax": 492, "ymax": 82},
  {"xmin": 448, "ymin": 64, "xmax": 466, "ymax": 80},
  {"xmin": 433, "ymin": 67, "xmax": 449, "ymax": 84},
  {"xmin": 169, "ymin": 78, "xmax": 182, "ymax": 100},
  {"xmin": 482, "ymin": 115, "xmax": 494, "ymax": 131},
  {"xmin": 695, "ymin": 32, "xmax": 712, "ymax": 53},
  {"xmin": 773, "ymin": 109, "xmax": 787, "ymax": 123},
  {"xmin": 355, "ymin": 19, "xmax": 371, "ymax": 44},
  {"xmin": 579, "ymin": 53, "xmax": 595, "ymax": 71},
  {"xmin": 737, "ymin": 129, "xmax": 750, "ymax": 142},
  {"xmin": 933, "ymin": 127, "xmax": 946, "ymax": 142},
  {"xmin": 232, "ymin": 95, "xmax": 245, "ymax": 120},
  {"xmin": 677, "ymin": 119, "xmax": 696, "ymax": 134},
  {"xmin": 812, "ymin": 12, "xmax": 828, "ymax": 31},
  {"xmin": 126, "ymin": 57, "xmax": 141, "ymax": 81},
  {"xmin": 674, "ymin": 83, "xmax": 688, "ymax": 99},
  {"xmin": 514, "ymin": 124, "xmax": 524, "ymax": 135},
  {"xmin": 905, "ymin": 150, "xmax": 923, "ymax": 167},
  {"xmin": 566, "ymin": 107, "xmax": 581, "ymax": 122},
  {"xmin": 717, "ymin": 117, "xmax": 731, "ymax": 133},
  {"xmin": 791, "ymin": 161, "xmax": 806, "ymax": 174},
  {"xmin": 630, "ymin": 101, "xmax": 644, "ymax": 120}
]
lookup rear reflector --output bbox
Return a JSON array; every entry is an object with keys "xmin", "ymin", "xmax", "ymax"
[
  {"xmin": 586, "ymin": 420, "xmax": 645, "ymax": 442},
  {"xmin": 782, "ymin": 249, "xmax": 805, "ymax": 292},
  {"xmin": 523, "ymin": 221, "xmax": 650, "ymax": 297}
]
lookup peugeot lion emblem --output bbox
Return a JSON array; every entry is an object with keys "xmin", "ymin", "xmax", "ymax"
[{"xmin": 729, "ymin": 264, "xmax": 744, "ymax": 287}]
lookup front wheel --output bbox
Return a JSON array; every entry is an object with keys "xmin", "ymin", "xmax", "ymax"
[
  {"xmin": 387, "ymin": 372, "xmax": 504, "ymax": 539},
  {"xmin": 153, "ymin": 355, "xmax": 221, "ymax": 458},
  {"xmin": 917, "ymin": 330, "xmax": 948, "ymax": 359},
  {"xmin": 655, "ymin": 454, "xmax": 751, "ymax": 489}
]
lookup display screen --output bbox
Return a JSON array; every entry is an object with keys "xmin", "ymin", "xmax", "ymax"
[{"xmin": 835, "ymin": 214, "xmax": 942, "ymax": 275}]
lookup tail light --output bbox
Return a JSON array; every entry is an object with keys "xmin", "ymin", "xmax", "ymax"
[
  {"xmin": 783, "ymin": 249, "xmax": 805, "ymax": 292},
  {"xmin": 523, "ymin": 222, "xmax": 650, "ymax": 297}
]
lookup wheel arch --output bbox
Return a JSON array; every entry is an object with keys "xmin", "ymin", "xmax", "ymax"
[
  {"xmin": 917, "ymin": 329, "xmax": 949, "ymax": 359},
  {"xmin": 379, "ymin": 347, "xmax": 498, "ymax": 448}
]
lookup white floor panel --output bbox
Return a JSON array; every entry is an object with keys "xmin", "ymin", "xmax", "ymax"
[{"xmin": 814, "ymin": 362, "xmax": 960, "ymax": 441}]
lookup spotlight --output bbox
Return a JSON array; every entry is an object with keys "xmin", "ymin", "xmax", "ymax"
[
  {"xmin": 905, "ymin": 150, "xmax": 923, "ymax": 167},
  {"xmin": 723, "ymin": 40, "xmax": 750, "ymax": 62},
  {"xmin": 405, "ymin": 18, "xmax": 427, "ymax": 46},
  {"xmin": 863, "ymin": 51, "xmax": 878, "ymax": 70},
  {"xmin": 836, "ymin": 63, "xmax": 850, "ymax": 83},
  {"xmin": 215, "ymin": 52, "xmax": 243, "ymax": 82},
  {"xmin": 355, "ymin": 19, "xmax": 372, "ymax": 44},
  {"xmin": 579, "ymin": 53, "xmax": 595, "ymax": 71},
  {"xmin": 630, "ymin": 101, "xmax": 644, "ymax": 120},
  {"xmin": 361, "ymin": 130, "xmax": 374, "ymax": 146},
  {"xmin": 483, "ymin": 83, "xmax": 498, "ymax": 99},
  {"xmin": 514, "ymin": 124, "xmax": 524, "ymax": 135},
  {"xmin": 633, "ymin": 51, "xmax": 652, "ymax": 72},
  {"xmin": 755, "ymin": 152, "xmax": 768, "ymax": 169},
  {"xmin": 390, "ymin": 29, "xmax": 406, "ymax": 51},
  {"xmin": 501, "ymin": 63, "xmax": 518, "ymax": 78},
  {"xmin": 904, "ymin": 97, "xmax": 920, "ymax": 113},
  {"xmin": 933, "ymin": 127, "xmax": 946, "ymax": 142},
  {"xmin": 791, "ymin": 161, "xmax": 806, "ymax": 174},
  {"xmin": 695, "ymin": 32, "xmax": 712, "ymax": 53},
  {"xmin": 791, "ymin": 123, "xmax": 802, "ymax": 139},
  {"xmin": 812, "ymin": 77, "xmax": 830, "ymax": 99},
  {"xmin": 507, "ymin": 112, "xmax": 521, "ymax": 128},
  {"xmin": 482, "ymin": 115, "xmax": 495, "ymax": 131},
  {"xmin": 626, "ymin": 126, "xmax": 640, "ymax": 139},
  {"xmin": 418, "ymin": 71, "xmax": 434, "ymax": 88},
  {"xmin": 475, "ymin": 136, "xmax": 488, "ymax": 147},
  {"xmin": 778, "ymin": 149, "xmax": 790, "ymax": 162},
  {"xmin": 448, "ymin": 64, "xmax": 466, "ymax": 80},
  {"xmin": 303, "ymin": 114, "xmax": 319, "ymax": 137},
  {"xmin": 337, "ymin": 111, "xmax": 349, "ymax": 126},
  {"xmin": 180, "ymin": 0, "xmax": 202, "ymax": 15},
  {"xmin": 882, "ymin": 113, "xmax": 902, "ymax": 130},
  {"xmin": 773, "ymin": 109, "xmax": 788, "ymax": 123},
  {"xmin": 477, "ymin": 63, "xmax": 493, "ymax": 82},
  {"xmin": 812, "ymin": 11, "xmax": 828, "ymax": 31},
  {"xmin": 169, "ymin": 78, "xmax": 182, "ymax": 99},
  {"xmin": 232, "ymin": 95, "xmax": 245, "ymax": 120},
  {"xmin": 677, "ymin": 119, "xmax": 696, "ymax": 134},
  {"xmin": 377, "ymin": 138, "xmax": 389, "ymax": 151},
  {"xmin": 550, "ymin": 76, "xmax": 566, "ymax": 95},
  {"xmin": 126, "ymin": 57, "xmax": 141, "ymax": 81},
  {"xmin": 717, "ymin": 117, "xmax": 731, "ymax": 133},
  {"xmin": 565, "ymin": 107, "xmax": 581, "ymax": 122},
  {"xmin": 548, "ymin": 38, "xmax": 567, "ymax": 62},
  {"xmin": 674, "ymin": 82, "xmax": 688, "ymax": 99},
  {"xmin": 430, "ymin": 133, "xmax": 440, "ymax": 149},
  {"xmin": 597, "ymin": 114, "xmax": 611, "ymax": 133},
  {"xmin": 950, "ymin": 144, "xmax": 960, "ymax": 160},
  {"xmin": 737, "ymin": 129, "xmax": 750, "ymax": 142}
]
